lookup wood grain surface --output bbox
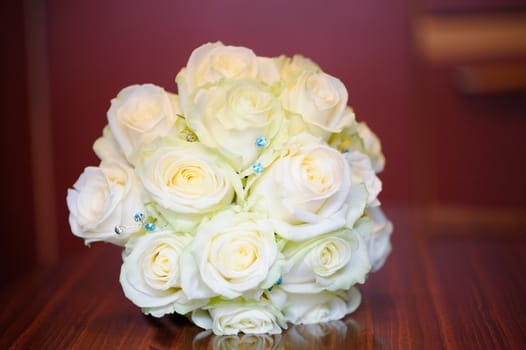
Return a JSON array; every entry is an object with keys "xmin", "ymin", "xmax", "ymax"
[{"xmin": 1, "ymin": 208, "xmax": 525, "ymax": 349}]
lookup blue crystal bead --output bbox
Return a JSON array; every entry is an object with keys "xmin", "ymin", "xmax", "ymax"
[
  {"xmin": 134, "ymin": 212, "xmax": 144, "ymax": 222},
  {"xmin": 276, "ymin": 276, "xmax": 283, "ymax": 285},
  {"xmin": 145, "ymin": 222, "xmax": 155, "ymax": 231},
  {"xmin": 255, "ymin": 137, "xmax": 268, "ymax": 148},
  {"xmin": 252, "ymin": 163, "xmax": 264, "ymax": 174}
]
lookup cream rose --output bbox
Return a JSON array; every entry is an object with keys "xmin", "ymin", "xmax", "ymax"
[
  {"xmin": 280, "ymin": 70, "xmax": 353, "ymax": 138},
  {"xmin": 119, "ymin": 231, "xmax": 204, "ymax": 316},
  {"xmin": 176, "ymin": 42, "xmax": 279, "ymax": 113},
  {"xmin": 329, "ymin": 121, "xmax": 385, "ymax": 174},
  {"xmin": 283, "ymin": 320, "xmax": 350, "ymax": 347},
  {"xmin": 279, "ymin": 225, "xmax": 371, "ymax": 294},
  {"xmin": 249, "ymin": 133, "xmax": 367, "ymax": 241},
  {"xmin": 357, "ymin": 122, "xmax": 386, "ymax": 173},
  {"xmin": 107, "ymin": 84, "xmax": 180, "ymax": 164},
  {"xmin": 192, "ymin": 330, "xmax": 282, "ymax": 350},
  {"xmin": 345, "ymin": 151, "xmax": 382, "ymax": 206},
  {"xmin": 186, "ymin": 79, "xmax": 286, "ymax": 173},
  {"xmin": 180, "ymin": 210, "xmax": 280, "ymax": 300},
  {"xmin": 211, "ymin": 333, "xmax": 281, "ymax": 350},
  {"xmin": 192, "ymin": 300, "xmax": 286, "ymax": 335},
  {"xmin": 275, "ymin": 54, "xmax": 321, "ymax": 85},
  {"xmin": 136, "ymin": 139, "xmax": 242, "ymax": 232},
  {"xmin": 92, "ymin": 126, "xmax": 128, "ymax": 166},
  {"xmin": 66, "ymin": 161, "xmax": 145, "ymax": 246},
  {"xmin": 364, "ymin": 206, "xmax": 393, "ymax": 271},
  {"xmin": 270, "ymin": 287, "xmax": 361, "ymax": 325}
]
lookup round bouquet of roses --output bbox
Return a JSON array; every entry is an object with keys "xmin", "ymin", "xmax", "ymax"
[{"xmin": 66, "ymin": 42, "xmax": 393, "ymax": 335}]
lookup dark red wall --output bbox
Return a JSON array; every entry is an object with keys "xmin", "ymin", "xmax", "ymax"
[
  {"xmin": 0, "ymin": 1, "xmax": 37, "ymax": 286},
  {"xmin": 47, "ymin": 0, "xmax": 413, "ymax": 256},
  {"xmin": 2, "ymin": 0, "xmax": 525, "ymax": 285},
  {"xmin": 428, "ymin": 65, "xmax": 526, "ymax": 207}
]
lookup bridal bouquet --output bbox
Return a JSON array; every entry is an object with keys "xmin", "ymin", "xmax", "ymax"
[{"xmin": 66, "ymin": 42, "xmax": 393, "ymax": 335}]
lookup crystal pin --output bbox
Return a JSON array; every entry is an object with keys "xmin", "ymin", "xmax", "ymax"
[
  {"xmin": 255, "ymin": 137, "xmax": 268, "ymax": 148},
  {"xmin": 267, "ymin": 276, "xmax": 283, "ymax": 292},
  {"xmin": 252, "ymin": 163, "xmax": 264, "ymax": 174},
  {"xmin": 114, "ymin": 212, "xmax": 156, "ymax": 235}
]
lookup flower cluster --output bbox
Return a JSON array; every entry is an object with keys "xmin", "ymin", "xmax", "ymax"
[{"xmin": 67, "ymin": 42, "xmax": 393, "ymax": 335}]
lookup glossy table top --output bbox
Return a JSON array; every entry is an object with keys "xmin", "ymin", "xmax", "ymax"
[{"xmin": 2, "ymin": 208, "xmax": 525, "ymax": 349}]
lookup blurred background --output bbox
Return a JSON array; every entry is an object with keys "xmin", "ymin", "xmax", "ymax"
[{"xmin": 1, "ymin": 0, "xmax": 525, "ymax": 286}]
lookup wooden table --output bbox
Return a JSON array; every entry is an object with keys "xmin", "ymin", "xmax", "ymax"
[{"xmin": 2, "ymin": 208, "xmax": 525, "ymax": 349}]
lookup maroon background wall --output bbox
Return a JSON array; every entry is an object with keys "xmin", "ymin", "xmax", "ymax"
[
  {"xmin": 46, "ymin": 0, "xmax": 413, "ymax": 255},
  {"xmin": 426, "ymin": 67, "xmax": 526, "ymax": 207},
  {"xmin": 0, "ymin": 1, "xmax": 37, "ymax": 286},
  {"xmin": 1, "ymin": 0, "xmax": 525, "ymax": 285}
]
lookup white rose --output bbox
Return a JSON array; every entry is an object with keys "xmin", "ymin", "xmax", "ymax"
[
  {"xmin": 283, "ymin": 320, "xmax": 350, "ymax": 347},
  {"xmin": 176, "ymin": 42, "xmax": 279, "ymax": 113},
  {"xmin": 180, "ymin": 210, "xmax": 280, "ymax": 300},
  {"xmin": 186, "ymin": 79, "xmax": 286, "ymax": 173},
  {"xmin": 280, "ymin": 70, "xmax": 353, "ymax": 138},
  {"xmin": 249, "ymin": 133, "xmax": 367, "ymax": 241},
  {"xmin": 107, "ymin": 84, "xmax": 180, "ymax": 163},
  {"xmin": 280, "ymin": 225, "xmax": 371, "ymax": 294},
  {"xmin": 192, "ymin": 330, "xmax": 282, "ymax": 350},
  {"xmin": 66, "ymin": 162, "xmax": 145, "ymax": 246},
  {"xmin": 136, "ymin": 139, "xmax": 242, "ymax": 232},
  {"xmin": 119, "ymin": 231, "xmax": 204, "ymax": 317},
  {"xmin": 270, "ymin": 287, "xmax": 361, "ymax": 325},
  {"xmin": 345, "ymin": 151, "xmax": 382, "ymax": 206},
  {"xmin": 192, "ymin": 300, "xmax": 286, "ymax": 335},
  {"xmin": 92, "ymin": 126, "xmax": 128, "ymax": 166},
  {"xmin": 256, "ymin": 56, "xmax": 281, "ymax": 86},
  {"xmin": 357, "ymin": 122, "xmax": 385, "ymax": 173},
  {"xmin": 328, "ymin": 121, "xmax": 385, "ymax": 174},
  {"xmin": 211, "ymin": 333, "xmax": 281, "ymax": 350},
  {"xmin": 275, "ymin": 54, "xmax": 321, "ymax": 85},
  {"xmin": 364, "ymin": 206, "xmax": 393, "ymax": 271}
]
